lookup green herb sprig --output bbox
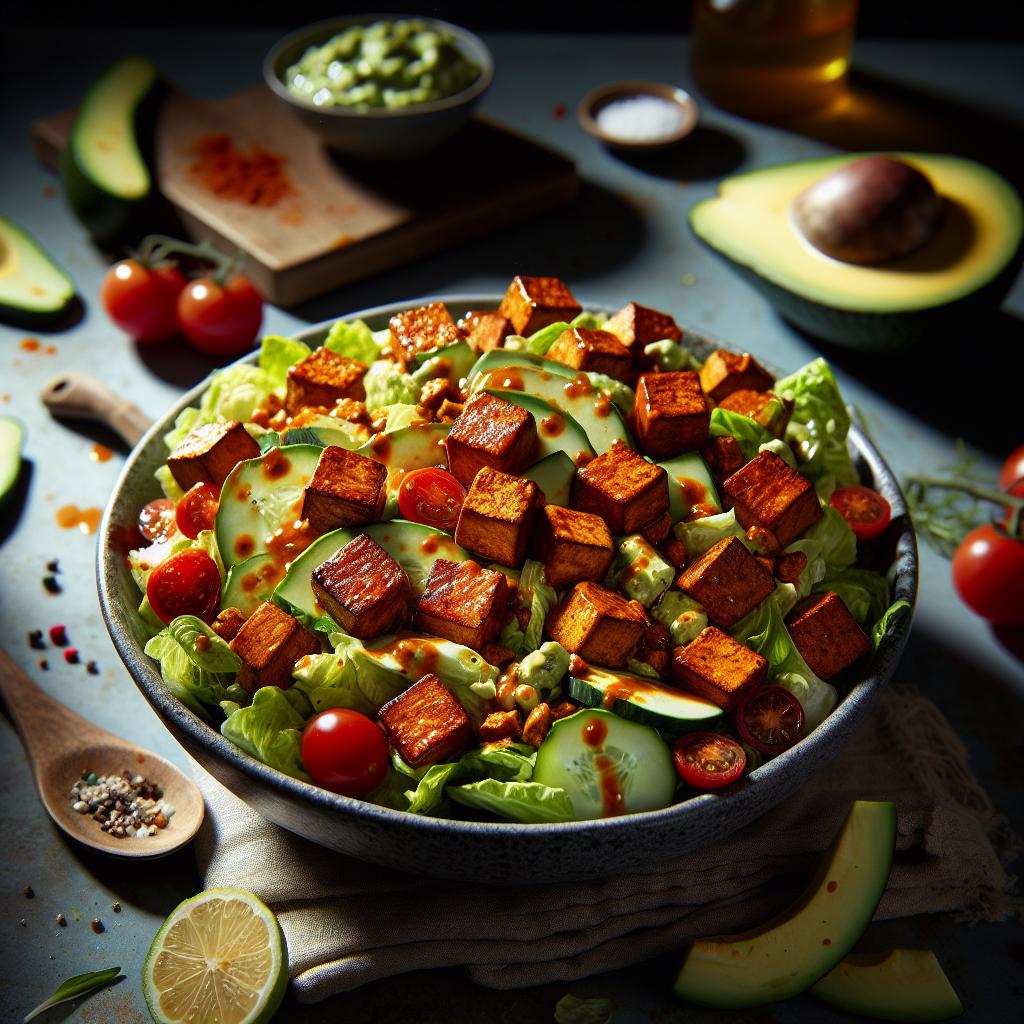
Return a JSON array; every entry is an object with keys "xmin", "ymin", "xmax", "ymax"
[{"xmin": 24, "ymin": 967, "xmax": 121, "ymax": 1022}]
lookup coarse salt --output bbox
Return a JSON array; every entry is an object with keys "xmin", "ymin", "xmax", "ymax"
[{"xmin": 595, "ymin": 94, "xmax": 688, "ymax": 143}]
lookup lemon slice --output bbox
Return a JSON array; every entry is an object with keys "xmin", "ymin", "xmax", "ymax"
[{"xmin": 143, "ymin": 888, "xmax": 287, "ymax": 1024}]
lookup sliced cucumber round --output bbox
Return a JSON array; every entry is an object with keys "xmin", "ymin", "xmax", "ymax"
[
  {"xmin": 222, "ymin": 552, "xmax": 282, "ymax": 617},
  {"xmin": 533, "ymin": 708, "xmax": 676, "ymax": 819},
  {"xmin": 522, "ymin": 450, "xmax": 575, "ymax": 507},
  {"xmin": 272, "ymin": 527, "xmax": 354, "ymax": 622},
  {"xmin": 357, "ymin": 423, "xmax": 450, "ymax": 484},
  {"xmin": 363, "ymin": 520, "xmax": 469, "ymax": 594},
  {"xmin": 658, "ymin": 451, "xmax": 722, "ymax": 524},
  {"xmin": 467, "ymin": 348, "xmax": 576, "ymax": 385},
  {"xmin": 483, "ymin": 389, "xmax": 594, "ymax": 466}
]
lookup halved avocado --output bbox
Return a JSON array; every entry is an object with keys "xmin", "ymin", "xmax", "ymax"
[
  {"xmin": 61, "ymin": 56, "xmax": 161, "ymax": 244},
  {"xmin": 690, "ymin": 153, "xmax": 1023, "ymax": 350},
  {"xmin": 0, "ymin": 415, "xmax": 26, "ymax": 507},
  {"xmin": 811, "ymin": 949, "xmax": 963, "ymax": 1022},
  {"xmin": 673, "ymin": 800, "xmax": 896, "ymax": 1008},
  {"xmin": 0, "ymin": 217, "xmax": 75, "ymax": 326}
]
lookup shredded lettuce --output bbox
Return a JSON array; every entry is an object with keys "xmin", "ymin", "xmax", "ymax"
[
  {"xmin": 710, "ymin": 407, "xmax": 774, "ymax": 462},
  {"xmin": 220, "ymin": 687, "xmax": 311, "ymax": 782},
  {"xmin": 363, "ymin": 359, "xmax": 421, "ymax": 411},
  {"xmin": 673, "ymin": 508, "xmax": 744, "ymax": 556},
  {"xmin": 501, "ymin": 560, "xmax": 557, "ymax": 656},
  {"xmin": 323, "ymin": 317, "xmax": 381, "ymax": 365}
]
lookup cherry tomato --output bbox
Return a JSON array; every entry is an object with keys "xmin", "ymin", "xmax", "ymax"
[
  {"xmin": 177, "ymin": 274, "xmax": 264, "ymax": 357},
  {"xmin": 175, "ymin": 483, "xmax": 221, "ymax": 539},
  {"xmin": 998, "ymin": 444, "xmax": 1024, "ymax": 500},
  {"xmin": 301, "ymin": 708, "xmax": 389, "ymax": 797},
  {"xmin": 397, "ymin": 467, "xmax": 465, "ymax": 529},
  {"xmin": 146, "ymin": 548, "xmax": 221, "ymax": 624},
  {"xmin": 734, "ymin": 686, "xmax": 805, "ymax": 755},
  {"xmin": 829, "ymin": 485, "xmax": 892, "ymax": 542},
  {"xmin": 672, "ymin": 731, "xmax": 747, "ymax": 790},
  {"xmin": 137, "ymin": 498, "xmax": 178, "ymax": 543},
  {"xmin": 951, "ymin": 523, "xmax": 1024, "ymax": 626},
  {"xmin": 101, "ymin": 259, "xmax": 186, "ymax": 343}
]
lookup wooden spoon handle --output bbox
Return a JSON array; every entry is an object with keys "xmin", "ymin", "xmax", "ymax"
[{"xmin": 40, "ymin": 372, "xmax": 154, "ymax": 447}]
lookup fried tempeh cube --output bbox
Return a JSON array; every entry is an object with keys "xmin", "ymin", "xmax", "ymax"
[
  {"xmin": 717, "ymin": 389, "xmax": 792, "ymax": 436},
  {"xmin": 703, "ymin": 435, "xmax": 746, "ymax": 481},
  {"xmin": 786, "ymin": 591, "xmax": 871, "ymax": 680},
  {"xmin": 670, "ymin": 626, "xmax": 768, "ymax": 711},
  {"xmin": 497, "ymin": 275, "xmax": 582, "ymax": 336},
  {"xmin": 443, "ymin": 391, "xmax": 539, "ymax": 487},
  {"xmin": 167, "ymin": 420, "xmax": 261, "ymax": 491},
  {"xmin": 455, "ymin": 467, "xmax": 544, "ymax": 568},
  {"xmin": 572, "ymin": 443, "xmax": 669, "ymax": 536},
  {"xmin": 229, "ymin": 601, "xmax": 320, "ymax": 694},
  {"xmin": 211, "ymin": 607, "xmax": 247, "ymax": 643},
  {"xmin": 699, "ymin": 349, "xmax": 775, "ymax": 403},
  {"xmin": 640, "ymin": 511, "xmax": 673, "ymax": 545},
  {"xmin": 604, "ymin": 301, "xmax": 682, "ymax": 351},
  {"xmin": 632, "ymin": 371, "xmax": 711, "ymax": 459},
  {"xmin": 378, "ymin": 673, "xmax": 473, "ymax": 768},
  {"xmin": 415, "ymin": 558, "xmax": 509, "ymax": 650},
  {"xmin": 285, "ymin": 347, "xmax": 367, "ymax": 414},
  {"xmin": 676, "ymin": 535, "xmax": 776, "ymax": 629},
  {"xmin": 478, "ymin": 709, "xmax": 523, "ymax": 743},
  {"xmin": 311, "ymin": 534, "xmax": 411, "ymax": 639},
  {"xmin": 459, "ymin": 310, "xmax": 513, "ymax": 354},
  {"xmin": 299, "ymin": 445, "xmax": 387, "ymax": 536},
  {"xmin": 546, "ymin": 327, "xmax": 634, "ymax": 384},
  {"xmin": 533, "ymin": 504, "xmax": 615, "ymax": 589},
  {"xmin": 388, "ymin": 301, "xmax": 460, "ymax": 370},
  {"xmin": 722, "ymin": 450, "xmax": 822, "ymax": 549},
  {"xmin": 545, "ymin": 581, "xmax": 647, "ymax": 669}
]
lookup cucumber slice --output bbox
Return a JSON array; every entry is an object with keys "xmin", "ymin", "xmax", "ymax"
[
  {"xmin": 467, "ymin": 348, "xmax": 576, "ymax": 384},
  {"xmin": 282, "ymin": 422, "xmax": 360, "ymax": 450},
  {"xmin": 222, "ymin": 552, "xmax": 282, "ymax": 617},
  {"xmin": 533, "ymin": 708, "xmax": 676, "ymax": 819},
  {"xmin": 0, "ymin": 415, "xmax": 26, "ymax": 507},
  {"xmin": 216, "ymin": 444, "xmax": 322, "ymax": 569},
  {"xmin": 357, "ymin": 423, "xmax": 450, "ymax": 484},
  {"xmin": 363, "ymin": 520, "xmax": 470, "ymax": 594},
  {"xmin": 476, "ymin": 365, "xmax": 631, "ymax": 454},
  {"xmin": 410, "ymin": 339, "xmax": 476, "ymax": 383},
  {"xmin": 659, "ymin": 452, "xmax": 722, "ymax": 523},
  {"xmin": 569, "ymin": 666, "xmax": 724, "ymax": 733},
  {"xmin": 272, "ymin": 527, "xmax": 355, "ymax": 621},
  {"xmin": 523, "ymin": 451, "xmax": 575, "ymax": 507},
  {"xmin": 482, "ymin": 389, "xmax": 594, "ymax": 466}
]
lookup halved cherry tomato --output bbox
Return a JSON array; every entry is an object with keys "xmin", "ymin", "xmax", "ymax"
[
  {"xmin": 138, "ymin": 498, "xmax": 178, "ymax": 543},
  {"xmin": 177, "ymin": 274, "xmax": 263, "ymax": 358},
  {"xmin": 999, "ymin": 444, "xmax": 1024, "ymax": 504},
  {"xmin": 101, "ymin": 259, "xmax": 187, "ymax": 343},
  {"xmin": 735, "ymin": 685, "xmax": 805, "ymax": 755},
  {"xmin": 951, "ymin": 523, "xmax": 1024, "ymax": 626},
  {"xmin": 301, "ymin": 708, "xmax": 389, "ymax": 797},
  {"xmin": 146, "ymin": 548, "xmax": 221, "ymax": 624},
  {"xmin": 830, "ymin": 485, "xmax": 892, "ymax": 542},
  {"xmin": 672, "ymin": 731, "xmax": 746, "ymax": 790},
  {"xmin": 175, "ymin": 482, "xmax": 221, "ymax": 539},
  {"xmin": 397, "ymin": 467, "xmax": 465, "ymax": 529}
]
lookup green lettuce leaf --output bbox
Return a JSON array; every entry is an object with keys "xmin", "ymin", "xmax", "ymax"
[
  {"xmin": 458, "ymin": 741, "xmax": 536, "ymax": 783},
  {"xmin": 144, "ymin": 627, "xmax": 240, "ymax": 720},
  {"xmin": 672, "ymin": 508, "xmax": 744, "ymax": 556},
  {"xmin": 259, "ymin": 334, "xmax": 311, "ymax": 379},
  {"xmin": 526, "ymin": 321, "xmax": 574, "ymax": 355},
  {"xmin": 554, "ymin": 994, "xmax": 614, "ymax": 1024},
  {"xmin": 167, "ymin": 615, "xmax": 241, "ymax": 674},
  {"xmin": 710, "ymin": 407, "xmax": 774, "ymax": 462},
  {"xmin": 324, "ymin": 317, "xmax": 381, "ymax": 365},
  {"xmin": 364, "ymin": 360, "xmax": 421, "ymax": 411},
  {"xmin": 572, "ymin": 311, "xmax": 607, "ymax": 330},
  {"xmin": 521, "ymin": 560, "xmax": 557, "ymax": 654},
  {"xmin": 814, "ymin": 568, "xmax": 891, "ymax": 626},
  {"xmin": 447, "ymin": 777, "xmax": 575, "ymax": 823},
  {"xmin": 643, "ymin": 339, "xmax": 700, "ymax": 372},
  {"xmin": 404, "ymin": 762, "xmax": 462, "ymax": 814},
  {"xmin": 220, "ymin": 686, "xmax": 311, "ymax": 782},
  {"xmin": 784, "ymin": 505, "xmax": 857, "ymax": 598},
  {"xmin": 871, "ymin": 599, "xmax": 912, "ymax": 650},
  {"xmin": 585, "ymin": 373, "xmax": 635, "ymax": 415}
]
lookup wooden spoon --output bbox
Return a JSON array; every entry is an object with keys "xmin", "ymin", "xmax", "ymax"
[
  {"xmin": 0, "ymin": 646, "xmax": 204, "ymax": 859},
  {"xmin": 39, "ymin": 372, "xmax": 153, "ymax": 447}
]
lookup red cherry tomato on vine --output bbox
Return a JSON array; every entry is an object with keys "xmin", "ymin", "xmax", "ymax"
[
  {"xmin": 175, "ymin": 483, "xmax": 221, "ymax": 539},
  {"xmin": 137, "ymin": 498, "xmax": 178, "ymax": 543},
  {"xmin": 734, "ymin": 686, "xmax": 805, "ymax": 755},
  {"xmin": 101, "ymin": 259, "xmax": 187, "ymax": 343},
  {"xmin": 301, "ymin": 708, "xmax": 389, "ymax": 797},
  {"xmin": 951, "ymin": 523, "xmax": 1024, "ymax": 627},
  {"xmin": 998, "ymin": 445, "xmax": 1024, "ymax": 499},
  {"xmin": 397, "ymin": 467, "xmax": 465, "ymax": 529},
  {"xmin": 146, "ymin": 548, "xmax": 221, "ymax": 624},
  {"xmin": 177, "ymin": 274, "xmax": 263, "ymax": 357},
  {"xmin": 829, "ymin": 485, "xmax": 892, "ymax": 542},
  {"xmin": 672, "ymin": 731, "xmax": 746, "ymax": 790}
]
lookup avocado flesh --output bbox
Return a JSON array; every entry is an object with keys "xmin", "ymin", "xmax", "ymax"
[
  {"xmin": 690, "ymin": 153, "xmax": 1022, "ymax": 348},
  {"xmin": 0, "ymin": 416, "xmax": 26, "ymax": 507},
  {"xmin": 0, "ymin": 216, "xmax": 74, "ymax": 321},
  {"xmin": 673, "ymin": 800, "xmax": 896, "ymax": 1009},
  {"xmin": 811, "ymin": 949, "xmax": 964, "ymax": 1022}
]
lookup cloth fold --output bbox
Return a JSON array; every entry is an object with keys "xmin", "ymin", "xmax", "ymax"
[{"xmin": 196, "ymin": 690, "xmax": 1014, "ymax": 1004}]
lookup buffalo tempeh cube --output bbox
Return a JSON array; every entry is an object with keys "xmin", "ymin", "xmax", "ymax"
[
  {"xmin": 299, "ymin": 445, "xmax": 387, "ymax": 536},
  {"xmin": 546, "ymin": 327, "xmax": 634, "ymax": 384},
  {"xmin": 497, "ymin": 275, "xmax": 581, "ymax": 336},
  {"xmin": 670, "ymin": 626, "xmax": 768, "ymax": 711},
  {"xmin": 699, "ymin": 349, "xmax": 775, "ymax": 403},
  {"xmin": 532, "ymin": 505, "xmax": 614, "ymax": 589},
  {"xmin": 785, "ymin": 591, "xmax": 871, "ymax": 680},
  {"xmin": 378, "ymin": 673, "xmax": 473, "ymax": 768},
  {"xmin": 285, "ymin": 347, "xmax": 367, "ymax": 414},
  {"xmin": 545, "ymin": 581, "xmax": 647, "ymax": 669},
  {"xmin": 443, "ymin": 391, "xmax": 539, "ymax": 487},
  {"xmin": 388, "ymin": 302, "xmax": 460, "ymax": 370},
  {"xmin": 676, "ymin": 535, "xmax": 776, "ymax": 629},
  {"xmin": 459, "ymin": 310, "xmax": 513, "ymax": 354},
  {"xmin": 229, "ymin": 601, "xmax": 320, "ymax": 694},
  {"xmin": 454, "ymin": 467, "xmax": 544, "ymax": 568},
  {"xmin": 632, "ymin": 371, "xmax": 711, "ymax": 459},
  {"xmin": 167, "ymin": 420, "xmax": 260, "ymax": 491},
  {"xmin": 415, "ymin": 558, "xmax": 509, "ymax": 650},
  {"xmin": 572, "ymin": 443, "xmax": 669, "ymax": 536}
]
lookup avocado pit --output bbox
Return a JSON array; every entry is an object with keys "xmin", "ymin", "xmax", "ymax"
[{"xmin": 792, "ymin": 156, "xmax": 944, "ymax": 265}]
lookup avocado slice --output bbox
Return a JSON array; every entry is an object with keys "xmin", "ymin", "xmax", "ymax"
[
  {"xmin": 673, "ymin": 800, "xmax": 896, "ymax": 1009},
  {"xmin": 811, "ymin": 949, "xmax": 963, "ymax": 1022},
  {"xmin": 0, "ymin": 415, "xmax": 26, "ymax": 508},
  {"xmin": 0, "ymin": 217, "xmax": 75, "ymax": 326},
  {"xmin": 61, "ymin": 56, "xmax": 161, "ymax": 243},
  {"xmin": 690, "ymin": 153, "xmax": 1023, "ymax": 350}
]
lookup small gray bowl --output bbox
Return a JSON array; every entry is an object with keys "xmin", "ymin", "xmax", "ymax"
[
  {"xmin": 263, "ymin": 14, "xmax": 494, "ymax": 160},
  {"xmin": 98, "ymin": 295, "xmax": 918, "ymax": 885}
]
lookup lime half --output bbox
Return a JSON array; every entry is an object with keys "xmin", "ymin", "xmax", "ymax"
[{"xmin": 143, "ymin": 888, "xmax": 287, "ymax": 1024}]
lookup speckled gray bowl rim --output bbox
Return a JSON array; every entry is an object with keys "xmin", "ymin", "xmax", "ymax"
[
  {"xmin": 98, "ymin": 293, "xmax": 918, "ymax": 849},
  {"xmin": 263, "ymin": 13, "xmax": 495, "ymax": 119}
]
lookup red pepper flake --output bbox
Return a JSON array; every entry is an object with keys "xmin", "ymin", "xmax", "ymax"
[
  {"xmin": 552, "ymin": 104, "xmax": 567, "ymax": 119},
  {"xmin": 189, "ymin": 133, "xmax": 295, "ymax": 208},
  {"xmin": 827, "ymin": 880, "xmax": 838, "ymax": 892},
  {"xmin": 19, "ymin": 337, "xmax": 41, "ymax": 352},
  {"xmin": 86, "ymin": 660, "xmax": 100, "ymax": 675},
  {"xmin": 28, "ymin": 630, "xmax": 45, "ymax": 650},
  {"xmin": 63, "ymin": 648, "xmax": 80, "ymax": 665},
  {"xmin": 822, "ymin": 937, "xmax": 832, "ymax": 946},
  {"xmin": 49, "ymin": 625, "xmax": 68, "ymax": 647}
]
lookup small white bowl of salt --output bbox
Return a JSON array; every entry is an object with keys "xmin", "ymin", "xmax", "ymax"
[{"xmin": 579, "ymin": 80, "xmax": 699, "ymax": 152}]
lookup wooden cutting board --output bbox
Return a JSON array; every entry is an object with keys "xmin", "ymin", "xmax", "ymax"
[{"xmin": 31, "ymin": 85, "xmax": 579, "ymax": 307}]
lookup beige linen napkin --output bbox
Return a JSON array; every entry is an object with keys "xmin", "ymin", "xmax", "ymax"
[{"xmin": 196, "ymin": 690, "xmax": 1015, "ymax": 1004}]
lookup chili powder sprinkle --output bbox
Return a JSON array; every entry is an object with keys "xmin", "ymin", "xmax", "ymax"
[{"xmin": 189, "ymin": 134, "xmax": 295, "ymax": 208}]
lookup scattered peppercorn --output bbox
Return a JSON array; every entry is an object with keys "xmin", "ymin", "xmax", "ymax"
[
  {"xmin": 38, "ymin": 659, "xmax": 49, "ymax": 671},
  {"xmin": 70, "ymin": 770, "xmax": 174, "ymax": 838},
  {"xmin": 63, "ymin": 648, "xmax": 80, "ymax": 665},
  {"xmin": 86, "ymin": 660, "xmax": 100, "ymax": 675},
  {"xmin": 111, "ymin": 902, "xmax": 122, "ymax": 913},
  {"xmin": 23, "ymin": 885, "xmax": 34, "ymax": 898},
  {"xmin": 56, "ymin": 913, "xmax": 67, "ymax": 927},
  {"xmin": 20, "ymin": 919, "xmax": 26, "ymax": 927},
  {"xmin": 49, "ymin": 625, "xmax": 68, "ymax": 646},
  {"xmin": 42, "ymin": 576, "xmax": 62, "ymax": 594},
  {"xmin": 47, "ymin": 559, "xmax": 60, "ymax": 574},
  {"xmin": 91, "ymin": 918, "xmax": 104, "ymax": 934},
  {"xmin": 28, "ymin": 630, "xmax": 45, "ymax": 650}
]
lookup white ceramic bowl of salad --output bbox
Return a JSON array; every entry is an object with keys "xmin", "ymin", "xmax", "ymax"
[{"xmin": 98, "ymin": 292, "xmax": 917, "ymax": 883}]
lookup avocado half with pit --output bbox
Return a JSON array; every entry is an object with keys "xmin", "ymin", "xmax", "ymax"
[
  {"xmin": 689, "ymin": 152, "xmax": 1023, "ymax": 351},
  {"xmin": 0, "ymin": 215, "xmax": 75, "ymax": 326}
]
